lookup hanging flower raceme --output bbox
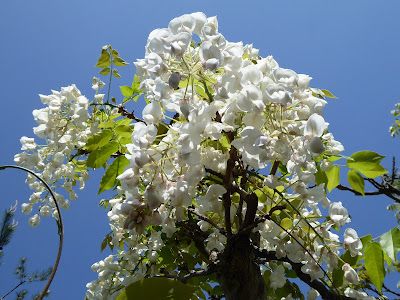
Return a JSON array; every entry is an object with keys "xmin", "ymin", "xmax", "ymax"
[{"xmin": 15, "ymin": 11, "xmax": 371, "ymax": 300}]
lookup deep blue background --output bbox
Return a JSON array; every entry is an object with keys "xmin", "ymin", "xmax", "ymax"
[{"xmin": 0, "ymin": 1, "xmax": 399, "ymax": 298}]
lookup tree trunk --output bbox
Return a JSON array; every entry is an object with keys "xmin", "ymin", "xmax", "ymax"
[{"xmin": 216, "ymin": 235, "xmax": 267, "ymax": 300}]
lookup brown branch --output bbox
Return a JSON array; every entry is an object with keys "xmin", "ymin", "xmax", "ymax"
[
  {"xmin": 158, "ymin": 265, "xmax": 216, "ymax": 284},
  {"xmin": 205, "ymin": 168, "xmax": 224, "ymax": 180},
  {"xmin": 270, "ymin": 160, "xmax": 280, "ymax": 175},
  {"xmin": 383, "ymin": 283, "xmax": 400, "ymax": 297},
  {"xmin": 118, "ymin": 105, "xmax": 145, "ymax": 123},
  {"xmin": 336, "ymin": 184, "xmax": 381, "ymax": 196},
  {"xmin": 222, "ymin": 131, "xmax": 236, "ymax": 238},
  {"xmin": 187, "ymin": 207, "xmax": 226, "ymax": 235}
]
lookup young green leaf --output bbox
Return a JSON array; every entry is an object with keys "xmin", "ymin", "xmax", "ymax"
[
  {"xmin": 111, "ymin": 49, "xmax": 119, "ymax": 58},
  {"xmin": 99, "ymin": 67, "xmax": 111, "ymax": 75},
  {"xmin": 347, "ymin": 151, "xmax": 387, "ymax": 177},
  {"xmin": 357, "ymin": 164, "xmax": 388, "ymax": 179},
  {"xmin": 87, "ymin": 141, "xmax": 119, "ymax": 169},
  {"xmin": 116, "ymin": 118, "xmax": 132, "ymax": 126},
  {"xmin": 120, "ymin": 86, "xmax": 134, "ymax": 98},
  {"xmin": 95, "ymin": 51, "xmax": 111, "ymax": 68},
  {"xmin": 380, "ymin": 226, "xmax": 400, "ymax": 261},
  {"xmin": 364, "ymin": 242, "xmax": 385, "ymax": 293},
  {"xmin": 84, "ymin": 129, "xmax": 113, "ymax": 151},
  {"xmin": 326, "ymin": 166, "xmax": 340, "ymax": 192},
  {"xmin": 113, "ymin": 57, "xmax": 129, "ymax": 66},
  {"xmin": 220, "ymin": 134, "xmax": 231, "ymax": 150},
  {"xmin": 281, "ymin": 218, "xmax": 293, "ymax": 230},
  {"xmin": 113, "ymin": 69, "xmax": 121, "ymax": 78},
  {"xmin": 98, "ymin": 156, "xmax": 129, "ymax": 194},
  {"xmin": 321, "ymin": 89, "xmax": 338, "ymax": 99},
  {"xmin": 347, "ymin": 170, "xmax": 365, "ymax": 196},
  {"xmin": 115, "ymin": 125, "xmax": 132, "ymax": 139}
]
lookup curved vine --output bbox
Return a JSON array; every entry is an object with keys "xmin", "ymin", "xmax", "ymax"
[{"xmin": 0, "ymin": 165, "xmax": 64, "ymax": 300}]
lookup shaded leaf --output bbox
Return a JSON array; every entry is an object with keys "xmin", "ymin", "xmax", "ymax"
[{"xmin": 116, "ymin": 278, "xmax": 198, "ymax": 300}]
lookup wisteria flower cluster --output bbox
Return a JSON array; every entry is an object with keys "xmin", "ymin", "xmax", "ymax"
[
  {"xmin": 83, "ymin": 13, "xmax": 371, "ymax": 299},
  {"xmin": 14, "ymin": 82, "xmax": 103, "ymax": 226},
  {"xmin": 16, "ymin": 12, "xmax": 387, "ymax": 300}
]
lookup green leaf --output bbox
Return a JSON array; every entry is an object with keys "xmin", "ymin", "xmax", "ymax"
[
  {"xmin": 326, "ymin": 166, "xmax": 340, "ymax": 192},
  {"xmin": 360, "ymin": 234, "xmax": 372, "ymax": 249},
  {"xmin": 111, "ymin": 49, "xmax": 119, "ymax": 58},
  {"xmin": 84, "ymin": 129, "xmax": 113, "ymax": 151},
  {"xmin": 100, "ymin": 235, "xmax": 109, "ymax": 252},
  {"xmin": 347, "ymin": 151, "xmax": 385, "ymax": 168},
  {"xmin": 99, "ymin": 67, "xmax": 110, "ymax": 75},
  {"xmin": 347, "ymin": 151, "xmax": 387, "ymax": 178},
  {"xmin": 131, "ymin": 75, "xmax": 142, "ymax": 93},
  {"xmin": 113, "ymin": 57, "xmax": 129, "ymax": 66},
  {"xmin": 357, "ymin": 164, "xmax": 388, "ymax": 179},
  {"xmin": 120, "ymin": 86, "xmax": 134, "ymax": 98},
  {"xmin": 315, "ymin": 166, "xmax": 328, "ymax": 187},
  {"xmin": 87, "ymin": 141, "xmax": 119, "ymax": 169},
  {"xmin": 95, "ymin": 51, "xmax": 111, "ymax": 68},
  {"xmin": 98, "ymin": 156, "xmax": 129, "ymax": 194},
  {"xmin": 220, "ymin": 134, "xmax": 231, "ymax": 150},
  {"xmin": 115, "ymin": 125, "xmax": 132, "ymax": 139},
  {"xmin": 380, "ymin": 226, "xmax": 400, "ymax": 261},
  {"xmin": 113, "ymin": 69, "xmax": 121, "ymax": 78},
  {"xmin": 342, "ymin": 250, "xmax": 359, "ymax": 267},
  {"xmin": 332, "ymin": 267, "xmax": 344, "ymax": 288},
  {"xmin": 116, "ymin": 278, "xmax": 198, "ymax": 300},
  {"xmin": 321, "ymin": 89, "xmax": 338, "ymax": 99},
  {"xmin": 98, "ymin": 121, "xmax": 114, "ymax": 128},
  {"xmin": 364, "ymin": 242, "xmax": 385, "ymax": 293},
  {"xmin": 116, "ymin": 118, "xmax": 132, "ymax": 126},
  {"xmin": 347, "ymin": 170, "xmax": 365, "ymax": 196},
  {"xmin": 280, "ymin": 218, "xmax": 292, "ymax": 230}
]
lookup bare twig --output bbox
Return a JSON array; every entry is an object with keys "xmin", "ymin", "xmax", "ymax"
[{"xmin": 118, "ymin": 105, "xmax": 145, "ymax": 123}]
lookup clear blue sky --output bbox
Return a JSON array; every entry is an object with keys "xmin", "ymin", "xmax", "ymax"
[{"xmin": 1, "ymin": 1, "xmax": 399, "ymax": 299}]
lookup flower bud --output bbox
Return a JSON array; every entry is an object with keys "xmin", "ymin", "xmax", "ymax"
[
  {"xmin": 342, "ymin": 263, "xmax": 359, "ymax": 284},
  {"xmin": 40, "ymin": 205, "xmax": 51, "ymax": 217},
  {"xmin": 144, "ymin": 186, "xmax": 162, "ymax": 209},
  {"xmin": 29, "ymin": 214, "xmax": 40, "ymax": 228},
  {"xmin": 205, "ymin": 58, "xmax": 219, "ymax": 72},
  {"xmin": 309, "ymin": 136, "xmax": 325, "ymax": 153},
  {"xmin": 168, "ymin": 72, "xmax": 181, "ymax": 90},
  {"xmin": 21, "ymin": 203, "xmax": 33, "ymax": 215}
]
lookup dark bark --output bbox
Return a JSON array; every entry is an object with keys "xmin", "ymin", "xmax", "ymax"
[{"xmin": 216, "ymin": 235, "xmax": 267, "ymax": 300}]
